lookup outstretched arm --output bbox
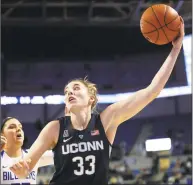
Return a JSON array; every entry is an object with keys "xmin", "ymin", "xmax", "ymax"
[
  {"xmin": 38, "ymin": 150, "xmax": 54, "ymax": 167},
  {"xmin": 10, "ymin": 120, "xmax": 59, "ymax": 178},
  {"xmin": 24, "ymin": 149, "xmax": 54, "ymax": 167},
  {"xmin": 101, "ymin": 18, "xmax": 185, "ymax": 133}
]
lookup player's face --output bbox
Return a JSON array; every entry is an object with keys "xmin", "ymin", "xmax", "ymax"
[
  {"xmin": 2, "ymin": 119, "xmax": 24, "ymax": 146},
  {"xmin": 64, "ymin": 81, "xmax": 94, "ymax": 112}
]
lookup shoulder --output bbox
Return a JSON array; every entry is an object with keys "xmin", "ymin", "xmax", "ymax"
[
  {"xmin": 56, "ymin": 116, "xmax": 70, "ymax": 124},
  {"xmin": 90, "ymin": 113, "xmax": 102, "ymax": 125},
  {"xmin": 46, "ymin": 119, "xmax": 60, "ymax": 130},
  {"xmin": 38, "ymin": 120, "xmax": 60, "ymax": 134},
  {"xmin": 92, "ymin": 113, "xmax": 105, "ymax": 128},
  {"xmin": 36, "ymin": 120, "xmax": 60, "ymax": 145},
  {"xmin": 42, "ymin": 120, "xmax": 61, "ymax": 148}
]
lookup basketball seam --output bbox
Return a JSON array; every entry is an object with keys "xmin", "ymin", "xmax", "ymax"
[
  {"xmin": 166, "ymin": 23, "xmax": 181, "ymax": 32},
  {"xmin": 141, "ymin": 19, "xmax": 158, "ymax": 33},
  {"xmin": 151, "ymin": 5, "xmax": 170, "ymax": 43},
  {"xmin": 162, "ymin": 5, "xmax": 170, "ymax": 42},
  {"xmin": 142, "ymin": 14, "xmax": 180, "ymax": 34},
  {"xmin": 164, "ymin": 14, "xmax": 180, "ymax": 32},
  {"xmin": 141, "ymin": 24, "xmax": 164, "ymax": 34},
  {"xmin": 141, "ymin": 19, "xmax": 159, "ymax": 43}
]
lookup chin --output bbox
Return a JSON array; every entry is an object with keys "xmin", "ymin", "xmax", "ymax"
[
  {"xmin": 17, "ymin": 142, "xmax": 24, "ymax": 148},
  {"xmin": 69, "ymin": 107, "xmax": 79, "ymax": 113},
  {"xmin": 15, "ymin": 139, "xmax": 24, "ymax": 144},
  {"xmin": 69, "ymin": 105, "xmax": 83, "ymax": 113}
]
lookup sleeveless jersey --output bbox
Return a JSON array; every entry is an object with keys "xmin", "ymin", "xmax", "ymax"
[
  {"xmin": 50, "ymin": 114, "xmax": 112, "ymax": 185},
  {"xmin": 1, "ymin": 149, "xmax": 38, "ymax": 184}
]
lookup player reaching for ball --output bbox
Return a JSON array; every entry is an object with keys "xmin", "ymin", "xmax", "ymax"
[{"xmin": 9, "ymin": 17, "xmax": 184, "ymax": 185}]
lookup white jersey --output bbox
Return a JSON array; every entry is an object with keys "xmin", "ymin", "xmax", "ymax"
[{"xmin": 1, "ymin": 150, "xmax": 39, "ymax": 184}]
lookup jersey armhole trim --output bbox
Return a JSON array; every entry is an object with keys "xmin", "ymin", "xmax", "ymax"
[
  {"xmin": 52, "ymin": 120, "xmax": 61, "ymax": 152},
  {"xmin": 98, "ymin": 114, "xmax": 113, "ymax": 147},
  {"xmin": 1, "ymin": 150, "xmax": 4, "ymax": 157}
]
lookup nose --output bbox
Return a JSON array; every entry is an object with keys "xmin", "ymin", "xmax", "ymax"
[
  {"xmin": 68, "ymin": 90, "xmax": 73, "ymax": 96},
  {"xmin": 16, "ymin": 127, "xmax": 21, "ymax": 132}
]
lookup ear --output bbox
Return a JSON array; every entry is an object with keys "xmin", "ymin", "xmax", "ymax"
[
  {"xmin": 89, "ymin": 96, "xmax": 95, "ymax": 105},
  {"xmin": 90, "ymin": 95, "xmax": 95, "ymax": 101}
]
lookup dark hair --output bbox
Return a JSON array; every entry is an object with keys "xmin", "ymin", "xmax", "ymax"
[{"xmin": 1, "ymin": 117, "xmax": 14, "ymax": 131}]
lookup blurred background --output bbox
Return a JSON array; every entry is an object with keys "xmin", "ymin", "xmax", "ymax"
[{"xmin": 1, "ymin": 0, "xmax": 192, "ymax": 184}]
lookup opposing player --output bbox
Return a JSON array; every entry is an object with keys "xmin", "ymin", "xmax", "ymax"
[
  {"xmin": 10, "ymin": 19, "xmax": 184, "ymax": 185},
  {"xmin": 0, "ymin": 117, "xmax": 54, "ymax": 184}
]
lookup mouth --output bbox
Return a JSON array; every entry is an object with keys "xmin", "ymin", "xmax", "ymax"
[
  {"xmin": 68, "ymin": 96, "xmax": 76, "ymax": 103},
  {"xmin": 16, "ymin": 133, "xmax": 23, "ymax": 139}
]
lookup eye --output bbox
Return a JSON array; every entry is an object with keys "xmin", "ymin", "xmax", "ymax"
[
  {"xmin": 74, "ymin": 86, "xmax": 80, "ymax": 90},
  {"xmin": 9, "ymin": 125, "xmax": 15, "ymax": 129},
  {"xmin": 64, "ymin": 90, "xmax": 68, "ymax": 95}
]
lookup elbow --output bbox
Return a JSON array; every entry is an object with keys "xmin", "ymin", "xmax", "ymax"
[
  {"xmin": 151, "ymin": 88, "xmax": 161, "ymax": 98},
  {"xmin": 149, "ymin": 80, "xmax": 165, "ymax": 94},
  {"xmin": 146, "ymin": 85, "xmax": 162, "ymax": 100}
]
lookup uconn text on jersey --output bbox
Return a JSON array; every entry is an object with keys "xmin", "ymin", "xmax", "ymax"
[{"xmin": 62, "ymin": 140, "xmax": 104, "ymax": 155}]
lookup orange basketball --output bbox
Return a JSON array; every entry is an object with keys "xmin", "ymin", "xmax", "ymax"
[{"xmin": 140, "ymin": 4, "xmax": 181, "ymax": 45}]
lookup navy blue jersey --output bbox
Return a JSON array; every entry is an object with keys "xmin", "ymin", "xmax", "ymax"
[{"xmin": 50, "ymin": 114, "xmax": 112, "ymax": 185}]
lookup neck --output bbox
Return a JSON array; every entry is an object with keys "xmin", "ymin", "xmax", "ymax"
[
  {"xmin": 4, "ymin": 145, "xmax": 22, "ymax": 158},
  {"xmin": 70, "ymin": 108, "xmax": 92, "ymax": 130}
]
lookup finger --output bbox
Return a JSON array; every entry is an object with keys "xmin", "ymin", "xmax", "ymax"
[
  {"xmin": 1, "ymin": 136, "xmax": 7, "ymax": 142},
  {"xmin": 1, "ymin": 137, "xmax": 6, "ymax": 141},
  {"xmin": 1, "ymin": 137, "xmax": 7, "ymax": 143},
  {"xmin": 10, "ymin": 165, "xmax": 18, "ymax": 171},
  {"xmin": 10, "ymin": 167, "xmax": 16, "ymax": 172},
  {"xmin": 18, "ymin": 160, "xmax": 27, "ymax": 168},
  {"xmin": 1, "ymin": 139, "xmax": 6, "ymax": 144},
  {"xmin": 25, "ymin": 159, "xmax": 32, "ymax": 169},
  {"xmin": 15, "ymin": 163, "xmax": 22, "ymax": 169},
  {"xmin": 19, "ymin": 159, "xmax": 31, "ymax": 171},
  {"xmin": 1, "ymin": 135, "xmax": 7, "ymax": 139},
  {"xmin": 20, "ymin": 158, "xmax": 31, "ymax": 164},
  {"xmin": 26, "ymin": 158, "xmax": 32, "ymax": 164},
  {"xmin": 179, "ymin": 17, "xmax": 184, "ymax": 30},
  {"xmin": 9, "ymin": 166, "xmax": 21, "ymax": 176},
  {"xmin": 180, "ymin": 16, "xmax": 184, "ymax": 24}
]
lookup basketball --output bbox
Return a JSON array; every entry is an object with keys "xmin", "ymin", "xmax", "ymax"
[{"xmin": 140, "ymin": 4, "xmax": 181, "ymax": 45}]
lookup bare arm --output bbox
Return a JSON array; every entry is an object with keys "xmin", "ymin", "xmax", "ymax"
[
  {"xmin": 36, "ymin": 150, "xmax": 54, "ymax": 167},
  {"xmin": 10, "ymin": 120, "xmax": 59, "ymax": 178},
  {"xmin": 101, "ymin": 19, "xmax": 185, "ymax": 136}
]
